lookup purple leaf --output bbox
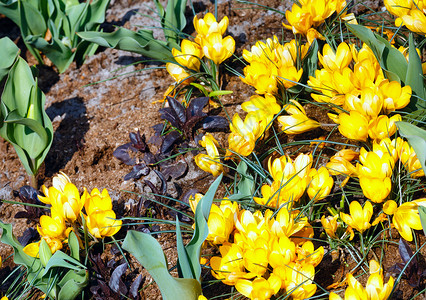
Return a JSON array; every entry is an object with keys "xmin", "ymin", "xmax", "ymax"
[
  {"xmin": 154, "ymin": 170, "xmax": 167, "ymax": 195},
  {"xmin": 143, "ymin": 152, "xmax": 157, "ymax": 165},
  {"xmin": 18, "ymin": 186, "xmax": 40, "ymax": 203},
  {"xmin": 14, "ymin": 211, "xmax": 31, "ymax": 219},
  {"xmin": 159, "ymin": 107, "xmax": 181, "ymax": 128},
  {"xmin": 201, "ymin": 116, "xmax": 229, "ymax": 131},
  {"xmin": 399, "ymin": 238, "xmax": 417, "ymax": 267},
  {"xmin": 18, "ymin": 228, "xmax": 38, "ymax": 246},
  {"xmin": 109, "ymin": 263, "xmax": 128, "ymax": 295},
  {"xmin": 161, "ymin": 161, "xmax": 188, "ymax": 180},
  {"xmin": 113, "ymin": 143, "xmax": 136, "ymax": 166},
  {"xmin": 187, "ymin": 96, "xmax": 208, "ymax": 118},
  {"xmin": 129, "ymin": 274, "xmax": 143, "ymax": 299},
  {"xmin": 124, "ymin": 164, "xmax": 150, "ymax": 180},
  {"xmin": 152, "ymin": 123, "xmax": 165, "ymax": 136},
  {"xmin": 161, "ymin": 131, "xmax": 181, "ymax": 154},
  {"xmin": 167, "ymin": 96, "xmax": 186, "ymax": 124},
  {"xmin": 129, "ymin": 130, "xmax": 148, "ymax": 152}
]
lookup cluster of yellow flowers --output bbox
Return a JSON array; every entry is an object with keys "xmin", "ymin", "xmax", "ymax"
[
  {"xmin": 308, "ymin": 42, "xmax": 409, "ymax": 141},
  {"xmin": 255, "ymin": 153, "xmax": 333, "ymax": 207},
  {"xmin": 23, "ymin": 172, "xmax": 122, "ymax": 257},
  {"xmin": 241, "ymin": 37, "xmax": 308, "ymax": 94},
  {"xmin": 330, "ymin": 260, "xmax": 394, "ymax": 300},
  {"xmin": 384, "ymin": 0, "xmax": 426, "ymax": 34},
  {"xmin": 166, "ymin": 13, "xmax": 235, "ymax": 85},
  {"xmin": 190, "ymin": 195, "xmax": 323, "ymax": 300},
  {"xmin": 284, "ymin": 0, "xmax": 355, "ymax": 40}
]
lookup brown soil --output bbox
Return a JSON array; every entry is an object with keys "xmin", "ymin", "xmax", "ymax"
[{"xmin": 1, "ymin": 0, "xmax": 423, "ymax": 299}]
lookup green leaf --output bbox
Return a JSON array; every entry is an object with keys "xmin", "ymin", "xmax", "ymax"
[
  {"xmin": 185, "ymin": 174, "xmax": 223, "ymax": 282},
  {"xmin": 68, "ymin": 231, "xmax": 80, "ymax": 261},
  {"xmin": 0, "ymin": 37, "xmax": 20, "ymax": 82},
  {"xmin": 406, "ymin": 34, "xmax": 426, "ymax": 110},
  {"xmin": 346, "ymin": 23, "xmax": 408, "ymax": 83},
  {"xmin": 0, "ymin": 221, "xmax": 41, "ymax": 272},
  {"xmin": 228, "ymin": 161, "xmax": 254, "ymax": 200},
  {"xmin": 396, "ymin": 121, "xmax": 426, "ymax": 175},
  {"xmin": 42, "ymin": 250, "xmax": 86, "ymax": 276},
  {"xmin": 208, "ymin": 90, "xmax": 233, "ymax": 97},
  {"xmin": 57, "ymin": 269, "xmax": 88, "ymax": 300},
  {"xmin": 190, "ymin": 83, "xmax": 208, "ymax": 96},
  {"xmin": 122, "ymin": 230, "xmax": 202, "ymax": 300},
  {"xmin": 419, "ymin": 206, "xmax": 426, "ymax": 237},
  {"xmin": 0, "ymin": 56, "xmax": 53, "ymax": 176},
  {"xmin": 164, "ymin": 0, "xmax": 187, "ymax": 47},
  {"xmin": 175, "ymin": 218, "xmax": 193, "ymax": 279},
  {"xmin": 77, "ymin": 28, "xmax": 174, "ymax": 62},
  {"xmin": 25, "ymin": 35, "xmax": 75, "ymax": 73},
  {"xmin": 0, "ymin": 0, "xmax": 20, "ymax": 24}
]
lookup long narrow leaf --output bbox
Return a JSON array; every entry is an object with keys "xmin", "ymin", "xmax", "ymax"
[
  {"xmin": 406, "ymin": 34, "xmax": 426, "ymax": 110},
  {"xmin": 185, "ymin": 174, "xmax": 223, "ymax": 282},
  {"xmin": 122, "ymin": 230, "xmax": 202, "ymax": 300},
  {"xmin": 397, "ymin": 121, "xmax": 426, "ymax": 175}
]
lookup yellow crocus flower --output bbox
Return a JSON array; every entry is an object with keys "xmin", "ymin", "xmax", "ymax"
[
  {"xmin": 390, "ymin": 199, "xmax": 426, "ymax": 241},
  {"xmin": 358, "ymin": 149, "xmax": 394, "ymax": 179},
  {"xmin": 284, "ymin": 262, "xmax": 317, "ymax": 300},
  {"xmin": 195, "ymin": 133, "xmax": 224, "ymax": 176},
  {"xmin": 172, "ymin": 39, "xmax": 203, "ymax": 71},
  {"xmin": 359, "ymin": 176, "xmax": 391, "ymax": 203},
  {"xmin": 86, "ymin": 210, "xmax": 122, "ymax": 239},
  {"xmin": 384, "ymin": 0, "xmax": 413, "ymax": 16},
  {"xmin": 166, "ymin": 62, "xmax": 193, "ymax": 85},
  {"xmin": 379, "ymin": 80, "xmax": 411, "ymax": 114},
  {"xmin": 401, "ymin": 9, "xmax": 426, "ymax": 34},
  {"xmin": 45, "ymin": 183, "xmax": 84, "ymax": 223},
  {"xmin": 83, "ymin": 188, "xmax": 113, "ymax": 216},
  {"xmin": 235, "ymin": 275, "xmax": 281, "ymax": 300},
  {"xmin": 39, "ymin": 171, "xmax": 71, "ymax": 204},
  {"xmin": 338, "ymin": 111, "xmax": 369, "ymax": 141},
  {"xmin": 368, "ymin": 114, "xmax": 401, "ymax": 142},
  {"xmin": 297, "ymin": 241, "xmax": 324, "ymax": 267},
  {"xmin": 330, "ymin": 260, "xmax": 394, "ymax": 300},
  {"xmin": 210, "ymin": 243, "xmax": 249, "ymax": 285},
  {"xmin": 284, "ymin": 4, "xmax": 314, "ymax": 35},
  {"xmin": 269, "ymin": 235, "xmax": 296, "ymax": 268},
  {"xmin": 205, "ymin": 200, "xmax": 238, "ymax": 244},
  {"xmin": 200, "ymin": 32, "xmax": 235, "ymax": 65},
  {"xmin": 318, "ymin": 42, "xmax": 352, "ymax": 72},
  {"xmin": 37, "ymin": 210, "xmax": 66, "ymax": 239},
  {"xmin": 278, "ymin": 100, "xmax": 320, "ymax": 134},
  {"xmin": 193, "ymin": 13, "xmax": 228, "ymax": 38},
  {"xmin": 307, "ymin": 166, "xmax": 334, "ymax": 201},
  {"xmin": 23, "ymin": 236, "xmax": 63, "ymax": 258},
  {"xmin": 340, "ymin": 201, "xmax": 373, "ymax": 234},
  {"xmin": 400, "ymin": 141, "xmax": 425, "ymax": 178},
  {"xmin": 321, "ymin": 214, "xmax": 338, "ymax": 238},
  {"xmin": 241, "ymin": 61, "xmax": 278, "ymax": 94}
]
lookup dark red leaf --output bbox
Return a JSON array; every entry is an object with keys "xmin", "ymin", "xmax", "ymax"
[
  {"xmin": 159, "ymin": 107, "xmax": 181, "ymax": 128},
  {"xmin": 14, "ymin": 211, "xmax": 30, "ymax": 219},
  {"xmin": 113, "ymin": 143, "xmax": 136, "ymax": 166},
  {"xmin": 129, "ymin": 130, "xmax": 148, "ymax": 152},
  {"xmin": 399, "ymin": 239, "xmax": 417, "ymax": 267},
  {"xmin": 17, "ymin": 228, "xmax": 38, "ymax": 246},
  {"xmin": 161, "ymin": 131, "xmax": 181, "ymax": 154},
  {"xmin": 167, "ymin": 96, "xmax": 186, "ymax": 124},
  {"xmin": 124, "ymin": 164, "xmax": 150, "ymax": 180},
  {"xmin": 109, "ymin": 262, "xmax": 128, "ymax": 295},
  {"xmin": 201, "ymin": 116, "xmax": 229, "ymax": 131},
  {"xmin": 161, "ymin": 161, "xmax": 188, "ymax": 180},
  {"xmin": 129, "ymin": 274, "xmax": 144, "ymax": 299},
  {"xmin": 187, "ymin": 96, "xmax": 208, "ymax": 118}
]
